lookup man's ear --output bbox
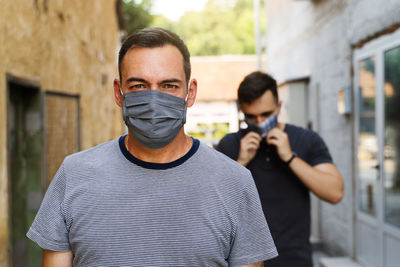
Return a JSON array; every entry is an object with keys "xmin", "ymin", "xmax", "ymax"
[
  {"xmin": 186, "ymin": 79, "xmax": 197, "ymax": 108},
  {"xmin": 114, "ymin": 78, "xmax": 123, "ymax": 108},
  {"xmin": 276, "ymin": 100, "xmax": 282, "ymax": 116}
]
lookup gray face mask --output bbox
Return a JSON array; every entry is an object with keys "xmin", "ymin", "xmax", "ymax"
[
  {"xmin": 122, "ymin": 90, "xmax": 187, "ymax": 149},
  {"xmin": 245, "ymin": 114, "xmax": 278, "ymax": 137}
]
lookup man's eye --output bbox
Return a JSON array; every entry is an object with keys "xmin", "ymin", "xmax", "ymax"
[
  {"xmin": 163, "ymin": 84, "xmax": 178, "ymax": 89},
  {"xmin": 130, "ymin": 84, "xmax": 146, "ymax": 89},
  {"xmin": 245, "ymin": 114, "xmax": 256, "ymax": 120},
  {"xmin": 261, "ymin": 111, "xmax": 273, "ymax": 117}
]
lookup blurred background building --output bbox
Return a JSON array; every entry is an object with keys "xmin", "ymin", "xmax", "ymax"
[
  {"xmin": 0, "ymin": 0, "xmax": 125, "ymax": 266},
  {"xmin": 187, "ymin": 55, "xmax": 265, "ymax": 147},
  {"xmin": 259, "ymin": 0, "xmax": 400, "ymax": 266}
]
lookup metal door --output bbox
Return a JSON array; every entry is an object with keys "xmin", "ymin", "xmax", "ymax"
[{"xmin": 7, "ymin": 78, "xmax": 43, "ymax": 267}]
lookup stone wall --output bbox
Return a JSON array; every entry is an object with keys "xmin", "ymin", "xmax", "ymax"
[
  {"xmin": 0, "ymin": 0, "xmax": 124, "ymax": 265},
  {"xmin": 265, "ymin": 0, "xmax": 400, "ymax": 257}
]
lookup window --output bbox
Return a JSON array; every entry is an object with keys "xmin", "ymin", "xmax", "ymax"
[{"xmin": 45, "ymin": 92, "xmax": 80, "ymax": 184}]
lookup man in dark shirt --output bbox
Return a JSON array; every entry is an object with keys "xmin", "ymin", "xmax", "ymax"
[{"xmin": 216, "ymin": 71, "xmax": 344, "ymax": 267}]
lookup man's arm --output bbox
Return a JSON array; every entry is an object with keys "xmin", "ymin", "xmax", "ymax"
[
  {"xmin": 241, "ymin": 262, "xmax": 263, "ymax": 267},
  {"xmin": 267, "ymin": 128, "xmax": 344, "ymax": 204},
  {"xmin": 287, "ymin": 159, "xmax": 344, "ymax": 204},
  {"xmin": 42, "ymin": 250, "xmax": 73, "ymax": 267}
]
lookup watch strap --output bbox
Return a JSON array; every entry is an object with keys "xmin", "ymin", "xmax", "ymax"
[{"xmin": 286, "ymin": 152, "xmax": 297, "ymax": 165}]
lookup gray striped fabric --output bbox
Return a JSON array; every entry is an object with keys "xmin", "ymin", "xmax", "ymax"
[{"xmin": 27, "ymin": 137, "xmax": 277, "ymax": 266}]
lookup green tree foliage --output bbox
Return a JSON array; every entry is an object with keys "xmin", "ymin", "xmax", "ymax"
[
  {"xmin": 122, "ymin": 0, "xmax": 153, "ymax": 35},
  {"xmin": 151, "ymin": 14, "xmax": 177, "ymax": 32},
  {"xmin": 150, "ymin": 0, "xmax": 263, "ymax": 56}
]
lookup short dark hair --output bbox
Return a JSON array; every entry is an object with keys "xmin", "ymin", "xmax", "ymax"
[
  {"xmin": 118, "ymin": 27, "xmax": 191, "ymax": 82},
  {"xmin": 237, "ymin": 71, "xmax": 278, "ymax": 104}
]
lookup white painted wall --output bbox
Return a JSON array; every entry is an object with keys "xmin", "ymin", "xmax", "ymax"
[{"xmin": 265, "ymin": 0, "xmax": 400, "ymax": 258}]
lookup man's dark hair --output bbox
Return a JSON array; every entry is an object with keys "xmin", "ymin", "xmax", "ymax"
[
  {"xmin": 118, "ymin": 27, "xmax": 191, "ymax": 82},
  {"xmin": 237, "ymin": 71, "xmax": 278, "ymax": 104}
]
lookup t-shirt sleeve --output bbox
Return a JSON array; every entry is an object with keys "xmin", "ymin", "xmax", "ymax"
[
  {"xmin": 228, "ymin": 173, "xmax": 278, "ymax": 266},
  {"xmin": 26, "ymin": 161, "xmax": 71, "ymax": 251},
  {"xmin": 306, "ymin": 131, "xmax": 333, "ymax": 166},
  {"xmin": 215, "ymin": 134, "xmax": 239, "ymax": 160}
]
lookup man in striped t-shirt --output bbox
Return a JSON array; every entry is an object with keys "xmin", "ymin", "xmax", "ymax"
[{"xmin": 27, "ymin": 28, "xmax": 278, "ymax": 266}]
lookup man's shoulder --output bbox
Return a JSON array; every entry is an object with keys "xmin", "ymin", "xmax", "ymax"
[
  {"xmin": 197, "ymin": 141, "xmax": 253, "ymax": 182},
  {"xmin": 198, "ymin": 141, "xmax": 238, "ymax": 164},
  {"xmin": 218, "ymin": 130, "xmax": 243, "ymax": 143},
  {"xmin": 63, "ymin": 137, "xmax": 119, "ymax": 169},
  {"xmin": 285, "ymin": 123, "xmax": 322, "ymax": 141},
  {"xmin": 285, "ymin": 124, "xmax": 332, "ymax": 164},
  {"xmin": 215, "ymin": 130, "xmax": 244, "ymax": 156},
  {"xmin": 285, "ymin": 123, "xmax": 308, "ymax": 134}
]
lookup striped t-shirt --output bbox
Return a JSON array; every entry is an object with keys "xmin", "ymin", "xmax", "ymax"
[{"xmin": 27, "ymin": 136, "xmax": 277, "ymax": 266}]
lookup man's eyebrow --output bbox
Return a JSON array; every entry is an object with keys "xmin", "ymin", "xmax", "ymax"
[
  {"xmin": 245, "ymin": 110, "xmax": 274, "ymax": 117},
  {"xmin": 160, "ymin": 79, "xmax": 182, "ymax": 84},
  {"xmin": 126, "ymin": 77, "xmax": 147, "ymax": 84},
  {"xmin": 260, "ymin": 111, "xmax": 274, "ymax": 116}
]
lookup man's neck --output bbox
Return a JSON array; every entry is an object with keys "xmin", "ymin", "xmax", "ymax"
[
  {"xmin": 125, "ymin": 130, "xmax": 193, "ymax": 163},
  {"xmin": 278, "ymin": 122, "xmax": 286, "ymax": 131}
]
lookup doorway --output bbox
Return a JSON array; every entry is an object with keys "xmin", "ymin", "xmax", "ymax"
[
  {"xmin": 7, "ymin": 77, "xmax": 43, "ymax": 267},
  {"xmin": 354, "ymin": 28, "xmax": 400, "ymax": 267}
]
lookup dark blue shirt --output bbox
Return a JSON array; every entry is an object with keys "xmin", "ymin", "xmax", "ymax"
[{"xmin": 216, "ymin": 124, "xmax": 332, "ymax": 267}]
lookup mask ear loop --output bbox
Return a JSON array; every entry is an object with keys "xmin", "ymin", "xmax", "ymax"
[
  {"xmin": 119, "ymin": 81, "xmax": 124, "ymax": 97},
  {"xmin": 185, "ymin": 80, "xmax": 190, "ymax": 102}
]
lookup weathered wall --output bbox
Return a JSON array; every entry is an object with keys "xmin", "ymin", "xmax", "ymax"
[
  {"xmin": 265, "ymin": 0, "xmax": 400, "ymax": 258},
  {"xmin": 0, "ymin": 0, "xmax": 7, "ymax": 262},
  {"xmin": 0, "ymin": 0, "xmax": 124, "ymax": 265}
]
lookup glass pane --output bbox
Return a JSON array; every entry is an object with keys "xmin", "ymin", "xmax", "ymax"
[
  {"xmin": 384, "ymin": 45, "xmax": 400, "ymax": 228},
  {"xmin": 358, "ymin": 56, "xmax": 378, "ymax": 216}
]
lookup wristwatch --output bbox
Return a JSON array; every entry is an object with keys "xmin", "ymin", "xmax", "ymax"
[{"xmin": 285, "ymin": 152, "xmax": 297, "ymax": 165}]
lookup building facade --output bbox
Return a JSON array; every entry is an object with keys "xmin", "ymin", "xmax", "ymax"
[
  {"xmin": 263, "ymin": 0, "xmax": 400, "ymax": 266},
  {"xmin": 187, "ymin": 55, "xmax": 265, "ymax": 146},
  {"xmin": 0, "ymin": 1, "xmax": 124, "ymax": 266}
]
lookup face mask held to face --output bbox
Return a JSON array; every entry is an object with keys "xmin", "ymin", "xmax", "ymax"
[
  {"xmin": 245, "ymin": 114, "xmax": 278, "ymax": 137},
  {"xmin": 122, "ymin": 90, "xmax": 187, "ymax": 149}
]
